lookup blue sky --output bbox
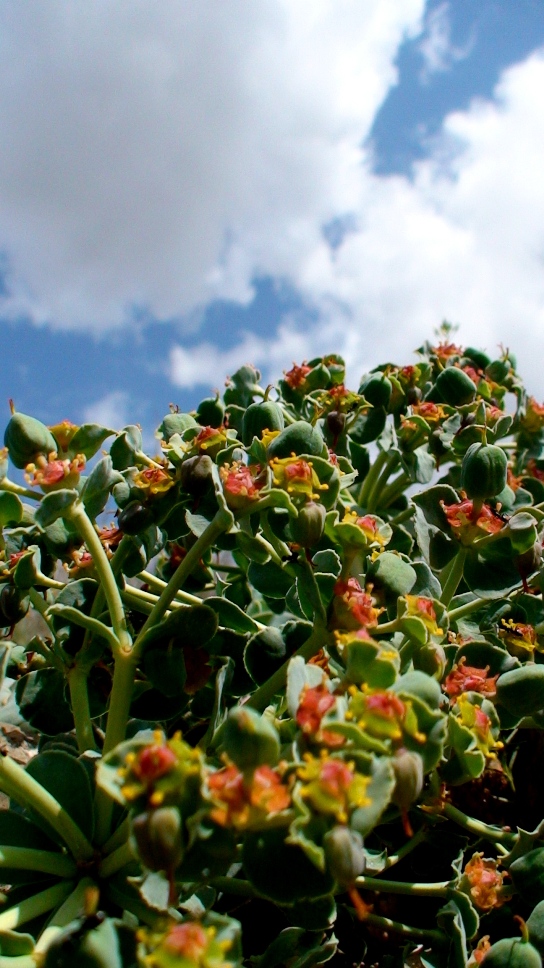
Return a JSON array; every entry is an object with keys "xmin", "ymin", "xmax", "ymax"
[{"xmin": 2, "ymin": 0, "xmax": 544, "ymax": 443}]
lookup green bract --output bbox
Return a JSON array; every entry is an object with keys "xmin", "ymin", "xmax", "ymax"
[{"xmin": 1, "ymin": 334, "xmax": 544, "ymax": 968}]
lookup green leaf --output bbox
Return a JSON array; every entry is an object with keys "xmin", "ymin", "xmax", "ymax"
[
  {"xmin": 16, "ymin": 669, "xmax": 74, "ymax": 735},
  {"xmin": 235, "ymin": 530, "xmax": 271, "ymax": 564},
  {"xmin": 350, "ymin": 756, "xmax": 395, "ymax": 837},
  {"xmin": 510, "ymin": 848, "xmax": 544, "ymax": 906},
  {"xmin": 34, "ymin": 489, "xmax": 78, "ymax": 528},
  {"xmin": 0, "ymin": 491, "xmax": 23, "ymax": 527},
  {"xmin": 67, "ymin": 423, "xmax": 115, "ymax": 460},
  {"xmin": 248, "ymin": 560, "xmax": 294, "ymax": 599},
  {"xmin": 412, "ymin": 485, "xmax": 459, "ymax": 570},
  {"xmin": 464, "ymin": 539, "xmax": 522, "ymax": 599},
  {"xmin": 242, "ymin": 828, "xmax": 334, "ymax": 903},
  {"xmin": 367, "ymin": 551, "xmax": 417, "ymax": 604},
  {"xmin": 205, "ymin": 596, "xmax": 261, "ymax": 633},
  {"xmin": 81, "ymin": 456, "xmax": 124, "ymax": 520},
  {"xmin": 26, "ymin": 750, "xmax": 94, "ymax": 841},
  {"xmin": 110, "ymin": 425, "xmax": 143, "ymax": 470},
  {"xmin": 223, "ymin": 707, "xmax": 280, "ymax": 770}
]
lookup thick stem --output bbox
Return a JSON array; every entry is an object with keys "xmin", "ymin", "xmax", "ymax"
[
  {"xmin": 208, "ymin": 876, "xmax": 256, "ymax": 897},
  {"xmin": 439, "ymin": 549, "xmax": 467, "ymax": 606},
  {"xmin": 67, "ymin": 501, "xmax": 131, "ymax": 652},
  {"xmin": 0, "ymin": 754, "xmax": 93, "ymax": 861},
  {"xmin": 67, "ymin": 666, "xmax": 98, "ymax": 753},
  {"xmin": 246, "ymin": 624, "xmax": 333, "ymax": 712},
  {"xmin": 34, "ymin": 878, "xmax": 97, "ymax": 955},
  {"xmin": 102, "ymin": 814, "xmax": 130, "ymax": 856},
  {"xmin": 0, "ymin": 880, "xmax": 75, "ymax": 931},
  {"xmin": 441, "ymin": 802, "xmax": 515, "ymax": 846},
  {"xmin": 379, "ymin": 472, "xmax": 410, "ymax": 510},
  {"xmin": 0, "ymin": 478, "xmax": 41, "ymax": 501},
  {"xmin": 132, "ymin": 509, "xmax": 231, "ymax": 646},
  {"xmin": 355, "ymin": 875, "xmax": 449, "ymax": 897},
  {"xmin": 0, "ymin": 846, "xmax": 77, "ymax": 878},
  {"xmin": 366, "ymin": 452, "xmax": 401, "ymax": 512},
  {"xmin": 98, "ymin": 838, "xmax": 135, "ymax": 879},
  {"xmin": 94, "ymin": 651, "xmax": 138, "ymax": 845},
  {"xmin": 447, "ymin": 596, "xmax": 487, "ymax": 623},
  {"xmin": 358, "ymin": 448, "xmax": 390, "ymax": 507},
  {"xmin": 353, "ymin": 909, "xmax": 446, "ymax": 946}
]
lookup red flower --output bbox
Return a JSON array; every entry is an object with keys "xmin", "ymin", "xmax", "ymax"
[
  {"xmin": 463, "ymin": 853, "xmax": 510, "ymax": 911},
  {"xmin": 220, "ymin": 462, "xmax": 264, "ymax": 509},
  {"xmin": 296, "ymin": 684, "xmax": 336, "ymax": 735},
  {"xmin": 208, "ymin": 763, "xmax": 290, "ymax": 828},
  {"xmin": 132, "ymin": 743, "xmax": 178, "ymax": 784},
  {"xmin": 284, "ymin": 362, "xmax": 311, "ymax": 389},
  {"xmin": 164, "ymin": 922, "xmax": 208, "ymax": 958},
  {"xmin": 332, "ymin": 578, "xmax": 382, "ymax": 631},
  {"xmin": 443, "ymin": 657, "xmax": 498, "ymax": 699},
  {"xmin": 441, "ymin": 499, "xmax": 503, "ymax": 540}
]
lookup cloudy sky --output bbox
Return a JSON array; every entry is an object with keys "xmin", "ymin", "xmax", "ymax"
[{"xmin": 2, "ymin": 0, "xmax": 544, "ymax": 439}]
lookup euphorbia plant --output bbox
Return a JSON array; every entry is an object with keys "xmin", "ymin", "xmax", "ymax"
[{"xmin": 3, "ymin": 332, "xmax": 544, "ymax": 966}]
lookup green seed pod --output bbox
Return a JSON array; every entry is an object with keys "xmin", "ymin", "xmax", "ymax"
[
  {"xmin": 464, "ymin": 347, "xmax": 491, "ymax": 370},
  {"xmin": 195, "ymin": 394, "xmax": 225, "ymax": 429},
  {"xmin": 223, "ymin": 706, "xmax": 280, "ymax": 770},
  {"xmin": 244, "ymin": 626, "xmax": 287, "ymax": 685},
  {"xmin": 0, "ymin": 585, "xmax": 29, "ymax": 626},
  {"xmin": 510, "ymin": 850, "xmax": 544, "ymax": 908},
  {"xmin": 527, "ymin": 900, "xmax": 544, "ymax": 955},
  {"xmin": 413, "ymin": 642, "xmax": 446, "ymax": 679},
  {"xmin": 496, "ymin": 666, "xmax": 544, "ymax": 718},
  {"xmin": 323, "ymin": 826, "xmax": 366, "ymax": 887},
  {"xmin": 433, "ymin": 367, "xmax": 477, "ymax": 406},
  {"xmin": 117, "ymin": 501, "xmax": 153, "ymax": 535},
  {"xmin": 131, "ymin": 807, "xmax": 184, "ymax": 872},
  {"xmin": 289, "ymin": 501, "xmax": 326, "ymax": 548},
  {"xmin": 159, "ymin": 411, "xmax": 198, "ymax": 441},
  {"xmin": 180, "ymin": 454, "xmax": 214, "ymax": 497},
  {"xmin": 4, "ymin": 412, "xmax": 58, "ymax": 469},
  {"xmin": 359, "ymin": 373, "xmax": 392, "ymax": 409},
  {"xmin": 391, "ymin": 749, "xmax": 424, "ymax": 819},
  {"xmin": 461, "ymin": 442, "xmax": 508, "ymax": 500},
  {"xmin": 242, "ymin": 401, "xmax": 285, "ymax": 446},
  {"xmin": 267, "ymin": 421, "xmax": 325, "ymax": 460},
  {"xmin": 486, "ymin": 359, "xmax": 511, "ymax": 384},
  {"xmin": 482, "ymin": 937, "xmax": 542, "ymax": 968}
]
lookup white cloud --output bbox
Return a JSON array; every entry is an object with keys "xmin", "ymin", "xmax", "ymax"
[
  {"xmin": 418, "ymin": 2, "xmax": 473, "ymax": 79},
  {"xmin": 0, "ymin": 0, "xmax": 424, "ymax": 331},
  {"xmin": 82, "ymin": 391, "xmax": 129, "ymax": 430}
]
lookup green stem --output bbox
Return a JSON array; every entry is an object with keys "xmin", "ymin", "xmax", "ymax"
[
  {"xmin": 0, "ymin": 754, "xmax": 93, "ymax": 861},
  {"xmin": 358, "ymin": 448, "xmax": 390, "ymax": 507},
  {"xmin": 296, "ymin": 556, "xmax": 327, "ymax": 626},
  {"xmin": 382, "ymin": 827, "xmax": 427, "ymax": 869},
  {"xmin": 379, "ymin": 472, "xmax": 410, "ymax": 510},
  {"xmin": 442, "ymin": 802, "xmax": 516, "ymax": 846},
  {"xmin": 439, "ymin": 549, "xmax": 467, "ymax": 606},
  {"xmin": 102, "ymin": 814, "xmax": 130, "ymax": 856},
  {"xmin": 46, "ymin": 604, "xmax": 120, "ymax": 652},
  {"xmin": 34, "ymin": 878, "xmax": 97, "ymax": 955},
  {"xmin": 0, "ymin": 879, "xmax": 75, "ymax": 931},
  {"xmin": 355, "ymin": 875, "xmax": 449, "ymax": 897},
  {"xmin": 388, "ymin": 506, "xmax": 415, "ymax": 527},
  {"xmin": 67, "ymin": 501, "xmax": 131, "ymax": 652},
  {"xmin": 353, "ymin": 909, "xmax": 446, "ymax": 946},
  {"xmin": 367, "ymin": 452, "xmax": 401, "ymax": 512},
  {"xmin": 138, "ymin": 570, "xmax": 206, "ymax": 607},
  {"xmin": 133, "ymin": 509, "xmax": 231, "ymax": 645},
  {"xmin": 67, "ymin": 666, "xmax": 98, "ymax": 753},
  {"xmin": 0, "ymin": 478, "xmax": 41, "ymax": 501},
  {"xmin": 447, "ymin": 596, "xmax": 487, "ymax": 623},
  {"xmin": 208, "ymin": 876, "xmax": 256, "ymax": 897},
  {"xmin": 0, "ymin": 846, "xmax": 77, "ymax": 878},
  {"xmin": 246, "ymin": 624, "xmax": 333, "ymax": 712},
  {"xmin": 98, "ymin": 839, "xmax": 135, "ymax": 879}
]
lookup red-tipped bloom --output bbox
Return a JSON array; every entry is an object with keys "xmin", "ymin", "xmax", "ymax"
[
  {"xmin": 443, "ymin": 657, "xmax": 498, "ymax": 699},
  {"xmin": 284, "ymin": 362, "xmax": 311, "ymax": 389},
  {"xmin": 332, "ymin": 578, "xmax": 382, "ymax": 631},
  {"xmin": 220, "ymin": 461, "xmax": 264, "ymax": 509}
]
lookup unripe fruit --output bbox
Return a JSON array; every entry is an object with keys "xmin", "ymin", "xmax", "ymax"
[
  {"xmin": 223, "ymin": 706, "xmax": 280, "ymax": 770},
  {"xmin": 461, "ymin": 442, "xmax": 508, "ymax": 501},
  {"xmin": 132, "ymin": 807, "xmax": 184, "ymax": 872},
  {"xmin": 482, "ymin": 937, "xmax": 541, "ymax": 968},
  {"xmin": 433, "ymin": 367, "xmax": 476, "ymax": 406},
  {"xmin": 180, "ymin": 454, "xmax": 214, "ymax": 497},
  {"xmin": 159, "ymin": 411, "xmax": 198, "ymax": 441},
  {"xmin": 267, "ymin": 421, "xmax": 325, "ymax": 460},
  {"xmin": 195, "ymin": 395, "xmax": 225, "ymax": 429},
  {"xmin": 242, "ymin": 401, "xmax": 285, "ymax": 446},
  {"xmin": 323, "ymin": 826, "xmax": 366, "ymax": 887},
  {"xmin": 359, "ymin": 373, "xmax": 392, "ymax": 409},
  {"xmin": 290, "ymin": 501, "xmax": 326, "ymax": 548},
  {"xmin": 4, "ymin": 412, "xmax": 57, "ymax": 469},
  {"xmin": 117, "ymin": 501, "xmax": 153, "ymax": 535}
]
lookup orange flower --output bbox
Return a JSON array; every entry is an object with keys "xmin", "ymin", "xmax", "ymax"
[
  {"xmin": 220, "ymin": 462, "xmax": 264, "ymax": 509},
  {"xmin": 284, "ymin": 362, "xmax": 311, "ymax": 390},
  {"xmin": 432, "ymin": 342, "xmax": 463, "ymax": 360},
  {"xmin": 411, "ymin": 402, "xmax": 448, "ymax": 423},
  {"xmin": 463, "ymin": 853, "xmax": 510, "ymax": 911},
  {"xmin": 25, "ymin": 453, "xmax": 86, "ymax": 491},
  {"xmin": 441, "ymin": 499, "xmax": 504, "ymax": 542},
  {"xmin": 332, "ymin": 578, "xmax": 383, "ymax": 631},
  {"xmin": 443, "ymin": 657, "xmax": 498, "ymax": 699},
  {"xmin": 164, "ymin": 922, "xmax": 208, "ymax": 959},
  {"xmin": 297, "ymin": 753, "xmax": 370, "ymax": 822},
  {"xmin": 296, "ymin": 683, "xmax": 336, "ymax": 735},
  {"xmin": 208, "ymin": 763, "xmax": 290, "ymax": 829},
  {"xmin": 134, "ymin": 466, "xmax": 175, "ymax": 496},
  {"xmin": 404, "ymin": 595, "xmax": 443, "ymax": 635}
]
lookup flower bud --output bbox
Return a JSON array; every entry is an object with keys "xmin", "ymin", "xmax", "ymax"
[
  {"xmin": 290, "ymin": 501, "xmax": 326, "ymax": 548},
  {"xmin": 4, "ymin": 411, "xmax": 57, "ymax": 470},
  {"xmin": 326, "ymin": 410, "xmax": 346, "ymax": 442},
  {"xmin": 242, "ymin": 401, "xmax": 285, "ymax": 446},
  {"xmin": 461, "ymin": 442, "xmax": 508, "ymax": 501},
  {"xmin": 131, "ymin": 807, "xmax": 184, "ymax": 872},
  {"xmin": 179, "ymin": 455, "xmax": 214, "ymax": 498},
  {"xmin": 432, "ymin": 367, "xmax": 476, "ymax": 406},
  {"xmin": 117, "ymin": 501, "xmax": 153, "ymax": 535},
  {"xmin": 267, "ymin": 421, "xmax": 325, "ymax": 460},
  {"xmin": 391, "ymin": 749, "xmax": 424, "ymax": 836},
  {"xmin": 323, "ymin": 825, "xmax": 365, "ymax": 887},
  {"xmin": 195, "ymin": 394, "xmax": 225, "ymax": 429}
]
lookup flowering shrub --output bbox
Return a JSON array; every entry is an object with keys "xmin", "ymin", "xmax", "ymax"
[{"xmin": 2, "ymin": 333, "xmax": 544, "ymax": 966}]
